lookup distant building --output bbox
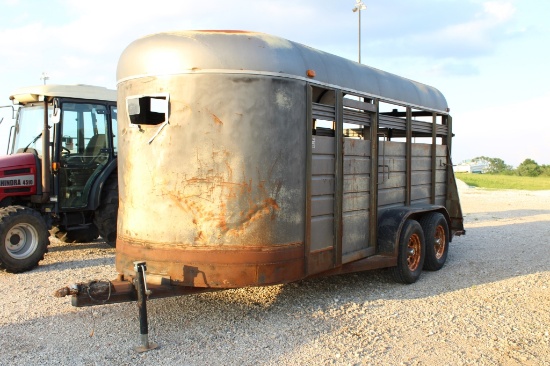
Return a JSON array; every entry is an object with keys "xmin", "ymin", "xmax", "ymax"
[{"xmin": 455, "ymin": 160, "xmax": 488, "ymax": 173}]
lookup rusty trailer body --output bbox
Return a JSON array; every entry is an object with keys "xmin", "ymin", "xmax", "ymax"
[{"xmin": 64, "ymin": 30, "xmax": 464, "ymax": 307}]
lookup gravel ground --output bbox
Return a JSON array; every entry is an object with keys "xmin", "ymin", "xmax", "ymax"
[{"xmin": 1, "ymin": 182, "xmax": 549, "ymax": 366}]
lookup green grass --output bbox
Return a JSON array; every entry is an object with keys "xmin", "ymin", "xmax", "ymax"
[{"xmin": 455, "ymin": 173, "xmax": 550, "ymax": 190}]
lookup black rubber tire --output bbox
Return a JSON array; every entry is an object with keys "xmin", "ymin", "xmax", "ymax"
[
  {"xmin": 419, "ymin": 212, "xmax": 449, "ymax": 271},
  {"xmin": 93, "ymin": 173, "xmax": 118, "ymax": 247},
  {"xmin": 51, "ymin": 225, "xmax": 100, "ymax": 243},
  {"xmin": 0, "ymin": 206, "xmax": 49, "ymax": 273},
  {"xmin": 391, "ymin": 219, "xmax": 425, "ymax": 284}
]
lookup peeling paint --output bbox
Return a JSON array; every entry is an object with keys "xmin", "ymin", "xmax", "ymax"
[{"xmin": 275, "ymin": 90, "xmax": 292, "ymax": 110}]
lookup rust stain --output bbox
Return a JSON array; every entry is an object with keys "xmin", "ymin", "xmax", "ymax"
[
  {"xmin": 210, "ymin": 112, "xmax": 223, "ymax": 126},
  {"xmin": 195, "ymin": 231, "xmax": 204, "ymax": 242},
  {"xmin": 223, "ymin": 197, "xmax": 280, "ymax": 236},
  {"xmin": 163, "ymin": 146, "xmax": 285, "ymax": 244}
]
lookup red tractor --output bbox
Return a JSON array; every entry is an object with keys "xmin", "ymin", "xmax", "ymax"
[{"xmin": 0, "ymin": 85, "xmax": 118, "ymax": 273}]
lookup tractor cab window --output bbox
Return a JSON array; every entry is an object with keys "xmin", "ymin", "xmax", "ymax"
[
  {"xmin": 58, "ymin": 103, "xmax": 110, "ymax": 209},
  {"xmin": 12, "ymin": 104, "xmax": 54, "ymax": 156},
  {"xmin": 61, "ymin": 104, "xmax": 108, "ymax": 158}
]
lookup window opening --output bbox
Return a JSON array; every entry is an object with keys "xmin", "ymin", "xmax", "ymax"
[
  {"xmin": 378, "ymin": 101, "xmax": 407, "ymax": 142},
  {"xmin": 127, "ymin": 94, "xmax": 169, "ymax": 126},
  {"xmin": 311, "ymin": 86, "xmax": 336, "ymax": 136},
  {"xmin": 342, "ymin": 94, "xmax": 374, "ymax": 140}
]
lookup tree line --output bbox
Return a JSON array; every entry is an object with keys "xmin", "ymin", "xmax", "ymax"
[{"xmin": 472, "ymin": 156, "xmax": 550, "ymax": 177}]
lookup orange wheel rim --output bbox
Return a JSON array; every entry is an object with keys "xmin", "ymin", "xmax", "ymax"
[
  {"xmin": 434, "ymin": 225, "xmax": 446, "ymax": 259},
  {"xmin": 407, "ymin": 233, "xmax": 422, "ymax": 271}
]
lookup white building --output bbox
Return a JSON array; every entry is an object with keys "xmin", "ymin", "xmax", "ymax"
[{"xmin": 455, "ymin": 160, "xmax": 488, "ymax": 173}]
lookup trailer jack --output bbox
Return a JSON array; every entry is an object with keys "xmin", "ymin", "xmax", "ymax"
[{"xmin": 133, "ymin": 261, "xmax": 158, "ymax": 353}]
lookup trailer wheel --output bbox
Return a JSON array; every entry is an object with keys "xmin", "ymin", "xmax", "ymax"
[
  {"xmin": 392, "ymin": 219, "xmax": 425, "ymax": 284},
  {"xmin": 94, "ymin": 173, "xmax": 118, "ymax": 248},
  {"xmin": 0, "ymin": 206, "xmax": 49, "ymax": 273},
  {"xmin": 419, "ymin": 212, "xmax": 449, "ymax": 271},
  {"xmin": 51, "ymin": 225, "xmax": 100, "ymax": 243}
]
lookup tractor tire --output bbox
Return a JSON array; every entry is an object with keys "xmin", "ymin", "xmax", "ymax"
[
  {"xmin": 94, "ymin": 173, "xmax": 118, "ymax": 248},
  {"xmin": 0, "ymin": 206, "xmax": 49, "ymax": 273},
  {"xmin": 51, "ymin": 225, "xmax": 100, "ymax": 243},
  {"xmin": 391, "ymin": 219, "xmax": 425, "ymax": 284},
  {"xmin": 419, "ymin": 212, "xmax": 449, "ymax": 271}
]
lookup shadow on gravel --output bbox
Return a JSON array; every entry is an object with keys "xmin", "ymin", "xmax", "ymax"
[
  {"xmin": 47, "ymin": 242, "xmax": 112, "ymax": 253},
  {"xmin": 5, "ymin": 208, "xmax": 546, "ymax": 365},
  {"xmin": 463, "ymin": 208, "xmax": 550, "ymax": 222},
  {"xmin": 137, "ymin": 216, "xmax": 550, "ymax": 337},
  {"xmin": 35, "ymin": 256, "xmax": 115, "ymax": 273}
]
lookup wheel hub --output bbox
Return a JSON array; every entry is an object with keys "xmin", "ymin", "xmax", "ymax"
[
  {"xmin": 9, "ymin": 233, "xmax": 22, "ymax": 246},
  {"xmin": 407, "ymin": 233, "xmax": 422, "ymax": 271},
  {"xmin": 4, "ymin": 224, "xmax": 39, "ymax": 259},
  {"xmin": 434, "ymin": 226, "xmax": 446, "ymax": 259}
]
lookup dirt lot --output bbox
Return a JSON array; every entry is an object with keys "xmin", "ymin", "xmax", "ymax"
[{"xmin": 0, "ymin": 183, "xmax": 549, "ymax": 365}]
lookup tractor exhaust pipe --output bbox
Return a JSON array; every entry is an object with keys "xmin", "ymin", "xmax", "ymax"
[{"xmin": 40, "ymin": 98, "xmax": 50, "ymax": 202}]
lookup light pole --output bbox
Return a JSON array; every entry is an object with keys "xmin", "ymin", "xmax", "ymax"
[
  {"xmin": 40, "ymin": 72, "xmax": 49, "ymax": 85},
  {"xmin": 352, "ymin": 0, "xmax": 367, "ymax": 64}
]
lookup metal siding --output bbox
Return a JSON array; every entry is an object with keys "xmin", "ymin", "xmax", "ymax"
[
  {"xmin": 310, "ymin": 134, "xmax": 335, "ymax": 252},
  {"xmin": 342, "ymin": 212, "xmax": 370, "ymax": 258},
  {"xmin": 310, "ymin": 216, "xmax": 334, "ymax": 251},
  {"xmin": 342, "ymin": 138, "xmax": 371, "ymax": 261},
  {"xmin": 311, "ymin": 196, "xmax": 334, "ymax": 216},
  {"xmin": 116, "ymin": 74, "xmax": 308, "ymax": 286}
]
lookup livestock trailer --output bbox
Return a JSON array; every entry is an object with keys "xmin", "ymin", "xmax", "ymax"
[{"xmin": 57, "ymin": 30, "xmax": 464, "ymax": 347}]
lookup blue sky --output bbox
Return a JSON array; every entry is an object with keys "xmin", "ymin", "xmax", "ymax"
[{"xmin": 0, "ymin": 0, "xmax": 548, "ymax": 166}]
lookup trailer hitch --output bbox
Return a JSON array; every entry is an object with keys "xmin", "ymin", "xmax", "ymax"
[
  {"xmin": 54, "ymin": 262, "xmax": 159, "ymax": 353},
  {"xmin": 55, "ymin": 265, "xmax": 219, "ymax": 349}
]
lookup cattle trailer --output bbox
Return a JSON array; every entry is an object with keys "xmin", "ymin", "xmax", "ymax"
[{"xmin": 56, "ymin": 30, "xmax": 465, "ymax": 349}]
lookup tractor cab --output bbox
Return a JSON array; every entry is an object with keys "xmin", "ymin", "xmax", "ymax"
[{"xmin": 0, "ymin": 85, "xmax": 118, "ymax": 273}]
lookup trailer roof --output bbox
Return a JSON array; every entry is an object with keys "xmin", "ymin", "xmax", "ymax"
[
  {"xmin": 117, "ymin": 30, "xmax": 449, "ymax": 113},
  {"xmin": 10, "ymin": 84, "xmax": 117, "ymax": 104}
]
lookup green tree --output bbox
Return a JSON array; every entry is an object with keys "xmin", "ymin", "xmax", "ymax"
[
  {"xmin": 516, "ymin": 158, "xmax": 542, "ymax": 177},
  {"xmin": 539, "ymin": 164, "xmax": 550, "ymax": 177}
]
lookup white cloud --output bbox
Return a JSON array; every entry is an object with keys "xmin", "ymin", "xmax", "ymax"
[
  {"xmin": 483, "ymin": 1, "xmax": 516, "ymax": 22},
  {"xmin": 365, "ymin": 0, "xmax": 519, "ymax": 63},
  {"xmin": 444, "ymin": 0, "xmax": 516, "ymax": 40}
]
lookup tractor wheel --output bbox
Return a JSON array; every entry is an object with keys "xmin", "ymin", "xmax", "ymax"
[
  {"xmin": 391, "ymin": 219, "xmax": 425, "ymax": 284},
  {"xmin": 0, "ymin": 206, "xmax": 49, "ymax": 273},
  {"xmin": 94, "ymin": 173, "xmax": 118, "ymax": 248},
  {"xmin": 419, "ymin": 212, "xmax": 449, "ymax": 271},
  {"xmin": 51, "ymin": 225, "xmax": 100, "ymax": 243}
]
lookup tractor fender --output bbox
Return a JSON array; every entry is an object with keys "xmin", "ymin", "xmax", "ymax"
[
  {"xmin": 88, "ymin": 159, "xmax": 117, "ymax": 210},
  {"xmin": 377, "ymin": 204, "xmax": 450, "ymax": 256}
]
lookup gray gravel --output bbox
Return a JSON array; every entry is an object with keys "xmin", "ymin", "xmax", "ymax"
[{"xmin": 1, "ymin": 183, "xmax": 549, "ymax": 365}]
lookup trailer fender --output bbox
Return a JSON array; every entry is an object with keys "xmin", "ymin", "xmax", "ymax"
[
  {"xmin": 377, "ymin": 205, "xmax": 450, "ymax": 256},
  {"xmin": 88, "ymin": 159, "xmax": 117, "ymax": 210}
]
